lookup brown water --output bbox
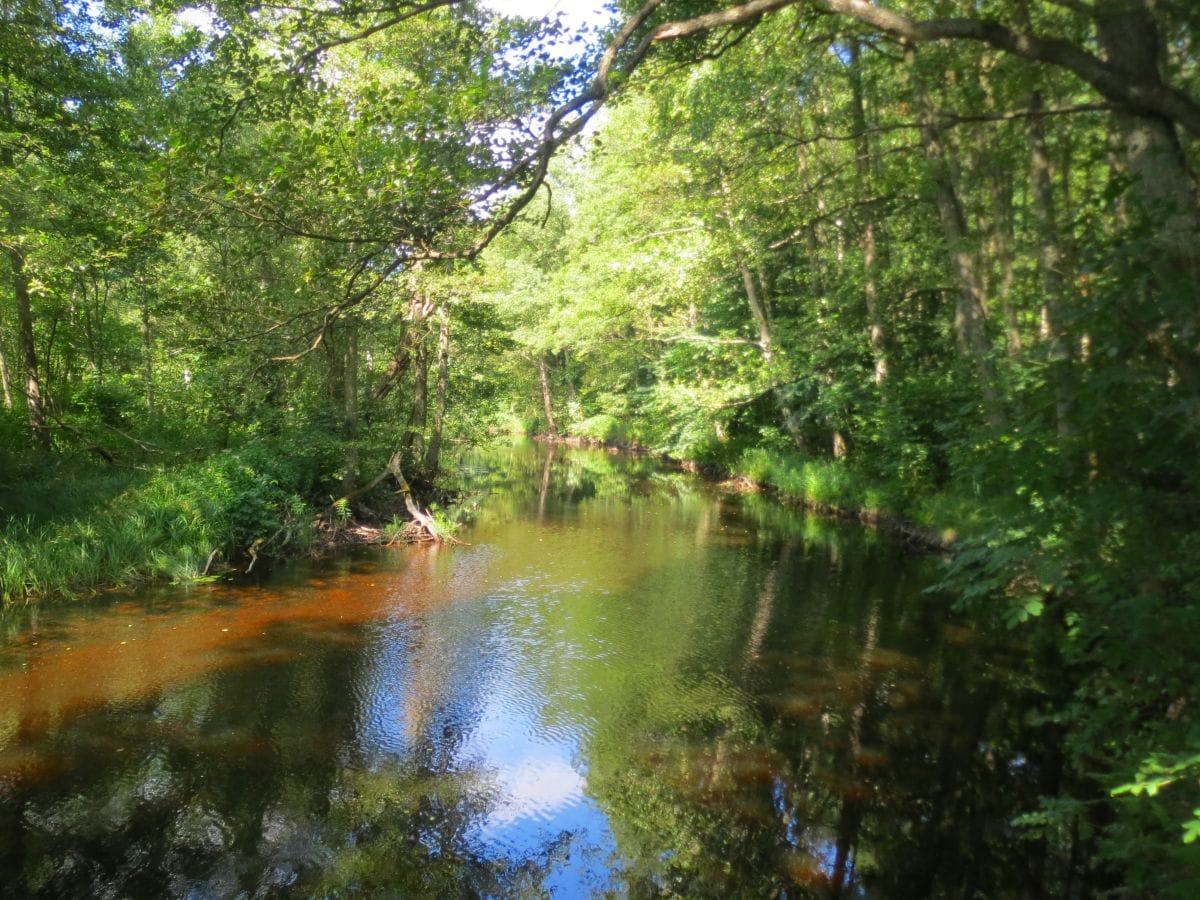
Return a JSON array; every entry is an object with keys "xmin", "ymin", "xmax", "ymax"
[{"xmin": 0, "ymin": 444, "xmax": 1050, "ymax": 897}]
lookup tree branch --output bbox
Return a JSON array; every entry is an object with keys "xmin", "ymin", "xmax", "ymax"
[
  {"xmin": 752, "ymin": 102, "xmax": 1113, "ymax": 147},
  {"xmin": 809, "ymin": 0, "xmax": 1200, "ymax": 135},
  {"xmin": 441, "ymin": 0, "xmax": 671, "ymax": 262},
  {"xmin": 650, "ymin": 0, "xmax": 800, "ymax": 41},
  {"xmin": 641, "ymin": 0, "xmax": 1200, "ymax": 135},
  {"xmin": 300, "ymin": 0, "xmax": 461, "ymax": 63},
  {"xmin": 271, "ymin": 256, "xmax": 406, "ymax": 361}
]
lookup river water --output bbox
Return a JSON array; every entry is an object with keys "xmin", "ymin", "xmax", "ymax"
[{"xmin": 0, "ymin": 444, "xmax": 1049, "ymax": 897}]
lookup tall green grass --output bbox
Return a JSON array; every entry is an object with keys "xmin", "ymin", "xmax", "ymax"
[
  {"xmin": 571, "ymin": 413, "xmax": 628, "ymax": 444},
  {"xmin": 736, "ymin": 448, "xmax": 884, "ymax": 512},
  {"xmin": 0, "ymin": 449, "xmax": 320, "ymax": 603},
  {"xmin": 734, "ymin": 447, "xmax": 991, "ymax": 544}
]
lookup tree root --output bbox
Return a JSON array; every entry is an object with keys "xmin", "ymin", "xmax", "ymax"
[
  {"xmin": 329, "ymin": 451, "xmax": 460, "ymax": 544},
  {"xmin": 399, "ymin": 491, "xmax": 460, "ymax": 544}
]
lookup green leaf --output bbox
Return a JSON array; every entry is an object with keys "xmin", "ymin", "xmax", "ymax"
[{"xmin": 1184, "ymin": 812, "xmax": 1200, "ymax": 845}]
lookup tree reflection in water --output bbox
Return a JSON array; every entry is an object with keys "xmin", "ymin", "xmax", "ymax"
[{"xmin": 0, "ymin": 444, "xmax": 1064, "ymax": 896}]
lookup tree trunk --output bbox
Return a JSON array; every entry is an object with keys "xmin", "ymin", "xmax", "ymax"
[
  {"xmin": 907, "ymin": 46, "xmax": 1004, "ymax": 428},
  {"xmin": 823, "ymin": 368, "xmax": 849, "ymax": 459},
  {"xmin": 564, "ymin": 347, "xmax": 577, "ymax": 409},
  {"xmin": 140, "ymin": 287, "xmax": 155, "ymax": 416},
  {"xmin": 738, "ymin": 260, "xmax": 773, "ymax": 363},
  {"xmin": 1095, "ymin": 3, "xmax": 1200, "ymax": 271},
  {"xmin": 538, "ymin": 353, "xmax": 558, "ymax": 437},
  {"xmin": 7, "ymin": 249, "xmax": 49, "ymax": 450},
  {"xmin": 376, "ymin": 288, "xmax": 435, "ymax": 475},
  {"xmin": 721, "ymin": 168, "xmax": 804, "ymax": 449},
  {"xmin": 1094, "ymin": 2, "xmax": 1200, "ymax": 391},
  {"xmin": 407, "ymin": 329, "xmax": 428, "ymax": 462},
  {"xmin": 848, "ymin": 40, "xmax": 888, "ymax": 385},
  {"xmin": 0, "ymin": 322, "xmax": 13, "ymax": 410},
  {"xmin": 974, "ymin": 59, "xmax": 1021, "ymax": 357},
  {"xmin": 988, "ymin": 169, "xmax": 1021, "ymax": 356},
  {"xmin": 832, "ymin": 428, "xmax": 848, "ymax": 460},
  {"xmin": 371, "ymin": 322, "xmax": 412, "ymax": 402},
  {"xmin": 373, "ymin": 284, "xmax": 434, "ymax": 403},
  {"xmin": 424, "ymin": 306, "xmax": 451, "ymax": 473},
  {"xmin": 863, "ymin": 221, "xmax": 886, "ymax": 385},
  {"xmin": 342, "ymin": 323, "xmax": 359, "ymax": 495},
  {"xmin": 736, "ymin": 258, "xmax": 806, "ymax": 451},
  {"xmin": 325, "ymin": 329, "xmax": 344, "ymax": 405},
  {"xmin": 1028, "ymin": 91, "xmax": 1074, "ymax": 439}
]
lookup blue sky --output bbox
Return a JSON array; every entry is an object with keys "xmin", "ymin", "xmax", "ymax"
[{"xmin": 483, "ymin": 0, "xmax": 615, "ymax": 33}]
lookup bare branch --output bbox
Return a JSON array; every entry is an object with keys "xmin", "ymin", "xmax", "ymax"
[{"xmin": 650, "ymin": 0, "xmax": 800, "ymax": 41}]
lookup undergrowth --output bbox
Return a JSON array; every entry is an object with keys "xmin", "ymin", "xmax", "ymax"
[
  {"xmin": 731, "ymin": 447, "xmax": 1003, "ymax": 548},
  {"xmin": 0, "ymin": 445, "xmax": 333, "ymax": 603}
]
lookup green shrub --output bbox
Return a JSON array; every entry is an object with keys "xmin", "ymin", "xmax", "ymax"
[
  {"xmin": 733, "ymin": 448, "xmax": 872, "ymax": 512},
  {"xmin": 572, "ymin": 413, "xmax": 626, "ymax": 444},
  {"xmin": 0, "ymin": 442, "xmax": 325, "ymax": 603}
]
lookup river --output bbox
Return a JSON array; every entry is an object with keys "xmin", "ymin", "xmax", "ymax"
[{"xmin": 0, "ymin": 443, "xmax": 1050, "ymax": 897}]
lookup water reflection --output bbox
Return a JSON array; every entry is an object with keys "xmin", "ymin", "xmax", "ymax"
[{"xmin": 0, "ymin": 443, "xmax": 1054, "ymax": 896}]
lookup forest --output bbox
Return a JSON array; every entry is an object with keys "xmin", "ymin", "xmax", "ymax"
[{"xmin": 2, "ymin": 0, "xmax": 1199, "ymax": 893}]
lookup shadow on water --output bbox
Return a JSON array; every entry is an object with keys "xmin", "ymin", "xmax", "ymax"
[{"xmin": 0, "ymin": 442, "xmax": 1063, "ymax": 897}]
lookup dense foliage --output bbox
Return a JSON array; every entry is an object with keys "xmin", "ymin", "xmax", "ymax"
[{"xmin": 2, "ymin": 0, "xmax": 1199, "ymax": 892}]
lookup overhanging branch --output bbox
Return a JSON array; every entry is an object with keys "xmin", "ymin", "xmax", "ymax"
[{"xmin": 644, "ymin": 0, "xmax": 1200, "ymax": 136}]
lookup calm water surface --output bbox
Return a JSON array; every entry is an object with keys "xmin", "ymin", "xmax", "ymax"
[{"xmin": 0, "ymin": 445, "xmax": 1048, "ymax": 897}]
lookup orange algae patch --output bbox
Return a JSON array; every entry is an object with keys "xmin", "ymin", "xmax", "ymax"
[{"xmin": 0, "ymin": 543, "xmax": 480, "ymax": 746}]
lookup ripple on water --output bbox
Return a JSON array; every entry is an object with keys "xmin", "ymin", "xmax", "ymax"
[{"xmin": 489, "ymin": 754, "xmax": 587, "ymax": 827}]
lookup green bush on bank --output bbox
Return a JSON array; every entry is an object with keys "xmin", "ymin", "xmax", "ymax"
[
  {"xmin": 0, "ymin": 445, "xmax": 334, "ymax": 603},
  {"xmin": 736, "ymin": 448, "xmax": 886, "ymax": 513},
  {"xmin": 571, "ymin": 413, "xmax": 627, "ymax": 444},
  {"xmin": 732, "ymin": 447, "xmax": 1002, "ymax": 548}
]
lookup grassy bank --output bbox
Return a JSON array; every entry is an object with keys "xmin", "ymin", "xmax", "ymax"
[
  {"xmin": 730, "ymin": 447, "xmax": 987, "ymax": 549},
  {"xmin": 533, "ymin": 432, "xmax": 977, "ymax": 552},
  {"xmin": 0, "ymin": 445, "xmax": 333, "ymax": 603}
]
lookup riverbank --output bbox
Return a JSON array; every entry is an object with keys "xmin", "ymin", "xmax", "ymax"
[
  {"xmin": 1, "ymin": 433, "xmax": 946, "ymax": 604},
  {"xmin": 533, "ymin": 434, "xmax": 952, "ymax": 552},
  {"xmin": 0, "ymin": 446, "xmax": 453, "ymax": 604},
  {"xmin": 0, "ymin": 441, "xmax": 1054, "ymax": 897}
]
